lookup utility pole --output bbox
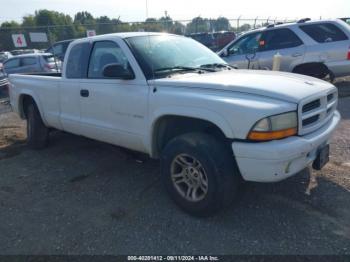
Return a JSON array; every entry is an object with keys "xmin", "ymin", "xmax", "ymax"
[
  {"xmin": 165, "ymin": 10, "xmax": 169, "ymax": 32},
  {"xmin": 145, "ymin": 0, "xmax": 149, "ymax": 19}
]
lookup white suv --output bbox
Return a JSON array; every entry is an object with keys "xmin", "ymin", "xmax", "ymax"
[{"xmin": 218, "ymin": 19, "xmax": 350, "ymax": 81}]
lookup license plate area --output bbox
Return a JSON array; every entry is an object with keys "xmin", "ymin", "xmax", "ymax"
[{"xmin": 313, "ymin": 144, "xmax": 330, "ymax": 170}]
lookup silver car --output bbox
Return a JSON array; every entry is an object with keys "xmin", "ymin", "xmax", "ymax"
[
  {"xmin": 3, "ymin": 53, "xmax": 61, "ymax": 75},
  {"xmin": 218, "ymin": 19, "xmax": 350, "ymax": 80}
]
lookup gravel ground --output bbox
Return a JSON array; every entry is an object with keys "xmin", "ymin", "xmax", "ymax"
[{"xmin": 0, "ymin": 94, "xmax": 349, "ymax": 255}]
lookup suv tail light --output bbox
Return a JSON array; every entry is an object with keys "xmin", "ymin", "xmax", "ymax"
[
  {"xmin": 44, "ymin": 64, "xmax": 54, "ymax": 70},
  {"xmin": 347, "ymin": 46, "xmax": 350, "ymax": 60}
]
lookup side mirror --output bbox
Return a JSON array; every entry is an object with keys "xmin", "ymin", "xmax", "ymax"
[
  {"xmin": 220, "ymin": 49, "xmax": 229, "ymax": 57},
  {"xmin": 103, "ymin": 63, "xmax": 135, "ymax": 80}
]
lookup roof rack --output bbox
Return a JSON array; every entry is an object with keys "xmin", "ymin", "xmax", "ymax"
[
  {"xmin": 297, "ymin": 18, "xmax": 311, "ymax": 23},
  {"xmin": 266, "ymin": 22, "xmax": 284, "ymax": 28}
]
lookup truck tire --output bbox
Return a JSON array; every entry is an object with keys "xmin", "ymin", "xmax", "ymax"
[
  {"xmin": 26, "ymin": 103, "xmax": 49, "ymax": 149},
  {"xmin": 161, "ymin": 132, "xmax": 240, "ymax": 217}
]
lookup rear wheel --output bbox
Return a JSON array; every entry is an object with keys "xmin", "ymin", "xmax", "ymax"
[
  {"xmin": 26, "ymin": 103, "xmax": 49, "ymax": 149},
  {"xmin": 293, "ymin": 63, "xmax": 332, "ymax": 80},
  {"xmin": 161, "ymin": 132, "xmax": 240, "ymax": 217}
]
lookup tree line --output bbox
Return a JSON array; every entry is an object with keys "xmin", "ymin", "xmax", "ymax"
[{"xmin": 0, "ymin": 10, "xmax": 252, "ymax": 51}]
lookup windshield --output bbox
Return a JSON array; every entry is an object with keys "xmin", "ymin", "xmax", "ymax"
[{"xmin": 126, "ymin": 35, "xmax": 227, "ymax": 79}]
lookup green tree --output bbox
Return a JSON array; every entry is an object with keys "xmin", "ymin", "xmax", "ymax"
[
  {"xmin": 214, "ymin": 17, "xmax": 231, "ymax": 31},
  {"xmin": 22, "ymin": 16, "xmax": 36, "ymax": 27},
  {"xmin": 143, "ymin": 18, "xmax": 162, "ymax": 32},
  {"xmin": 74, "ymin": 11, "xmax": 96, "ymax": 37},
  {"xmin": 0, "ymin": 21, "xmax": 22, "ymax": 50},
  {"xmin": 34, "ymin": 10, "xmax": 76, "ymax": 42},
  {"xmin": 171, "ymin": 21, "xmax": 185, "ymax": 35},
  {"xmin": 159, "ymin": 16, "xmax": 173, "ymax": 32},
  {"xmin": 239, "ymin": 23, "xmax": 251, "ymax": 32},
  {"xmin": 96, "ymin": 16, "xmax": 114, "ymax": 35},
  {"xmin": 186, "ymin": 17, "xmax": 210, "ymax": 34},
  {"xmin": 74, "ymin": 11, "xmax": 94, "ymax": 25}
]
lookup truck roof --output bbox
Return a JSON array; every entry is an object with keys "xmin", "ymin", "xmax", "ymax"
[
  {"xmin": 92, "ymin": 32, "xmax": 174, "ymax": 39},
  {"xmin": 72, "ymin": 32, "xmax": 178, "ymax": 46}
]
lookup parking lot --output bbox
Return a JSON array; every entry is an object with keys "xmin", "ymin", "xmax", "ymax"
[{"xmin": 0, "ymin": 83, "xmax": 350, "ymax": 255}]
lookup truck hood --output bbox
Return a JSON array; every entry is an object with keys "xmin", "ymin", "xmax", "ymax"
[{"xmin": 151, "ymin": 69, "xmax": 336, "ymax": 103}]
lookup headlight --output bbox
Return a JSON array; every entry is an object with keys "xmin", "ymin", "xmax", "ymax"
[{"xmin": 247, "ymin": 112, "xmax": 298, "ymax": 141}]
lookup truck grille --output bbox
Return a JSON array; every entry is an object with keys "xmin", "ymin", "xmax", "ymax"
[
  {"xmin": 327, "ymin": 93, "xmax": 334, "ymax": 102},
  {"xmin": 298, "ymin": 90, "xmax": 337, "ymax": 135},
  {"xmin": 302, "ymin": 99, "xmax": 321, "ymax": 113}
]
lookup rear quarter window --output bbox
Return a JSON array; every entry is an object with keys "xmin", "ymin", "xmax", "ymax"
[
  {"xmin": 300, "ymin": 23, "xmax": 348, "ymax": 43},
  {"xmin": 66, "ymin": 42, "xmax": 91, "ymax": 79}
]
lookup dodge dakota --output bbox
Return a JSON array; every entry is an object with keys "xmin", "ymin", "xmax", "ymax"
[{"xmin": 8, "ymin": 33, "xmax": 340, "ymax": 216}]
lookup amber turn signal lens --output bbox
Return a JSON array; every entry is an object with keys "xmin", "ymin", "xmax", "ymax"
[{"xmin": 248, "ymin": 127, "xmax": 297, "ymax": 141}]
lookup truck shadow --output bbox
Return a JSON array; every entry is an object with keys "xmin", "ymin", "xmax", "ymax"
[
  {"xmin": 335, "ymin": 79, "xmax": 350, "ymax": 99},
  {"xmin": 1, "ymin": 130, "xmax": 349, "ymax": 254}
]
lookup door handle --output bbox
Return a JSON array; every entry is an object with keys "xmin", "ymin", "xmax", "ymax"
[
  {"xmin": 292, "ymin": 53, "xmax": 302, "ymax": 57},
  {"xmin": 80, "ymin": 89, "xmax": 89, "ymax": 97}
]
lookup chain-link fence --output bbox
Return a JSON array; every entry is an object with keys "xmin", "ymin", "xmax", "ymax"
[{"xmin": 0, "ymin": 17, "xmax": 297, "ymax": 52}]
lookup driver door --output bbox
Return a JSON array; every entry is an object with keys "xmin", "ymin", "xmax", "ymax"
[
  {"xmin": 222, "ymin": 32, "xmax": 262, "ymax": 69},
  {"xmin": 79, "ymin": 40, "xmax": 149, "ymax": 152}
]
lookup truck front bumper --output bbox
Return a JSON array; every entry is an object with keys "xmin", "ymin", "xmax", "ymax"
[{"xmin": 232, "ymin": 111, "xmax": 341, "ymax": 182}]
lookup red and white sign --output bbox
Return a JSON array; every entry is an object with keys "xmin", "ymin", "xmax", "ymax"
[
  {"xmin": 12, "ymin": 34, "xmax": 27, "ymax": 48},
  {"xmin": 86, "ymin": 30, "xmax": 96, "ymax": 37}
]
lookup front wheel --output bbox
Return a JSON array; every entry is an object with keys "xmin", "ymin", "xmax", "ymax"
[{"xmin": 161, "ymin": 132, "xmax": 240, "ymax": 217}]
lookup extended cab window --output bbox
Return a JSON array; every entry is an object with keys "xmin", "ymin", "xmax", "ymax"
[
  {"xmin": 88, "ymin": 41, "xmax": 129, "ymax": 78},
  {"xmin": 66, "ymin": 42, "xmax": 90, "ymax": 79},
  {"xmin": 4, "ymin": 59, "xmax": 20, "ymax": 69},
  {"xmin": 300, "ymin": 23, "xmax": 348, "ymax": 43},
  {"xmin": 228, "ymin": 32, "xmax": 261, "ymax": 55},
  {"xmin": 259, "ymin": 28, "xmax": 303, "ymax": 51}
]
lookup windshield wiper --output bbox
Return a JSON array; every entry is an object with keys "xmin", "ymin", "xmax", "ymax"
[
  {"xmin": 200, "ymin": 63, "xmax": 235, "ymax": 70},
  {"xmin": 154, "ymin": 66, "xmax": 215, "ymax": 74}
]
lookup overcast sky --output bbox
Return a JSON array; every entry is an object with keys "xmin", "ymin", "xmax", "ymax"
[{"xmin": 0, "ymin": 0, "xmax": 349, "ymax": 23}]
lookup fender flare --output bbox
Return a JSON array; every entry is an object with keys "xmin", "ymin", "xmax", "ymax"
[
  {"xmin": 147, "ymin": 106, "xmax": 235, "ymax": 157},
  {"xmin": 18, "ymin": 90, "xmax": 48, "ymax": 126}
]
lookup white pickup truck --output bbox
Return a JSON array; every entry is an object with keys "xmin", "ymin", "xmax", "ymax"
[{"xmin": 9, "ymin": 33, "xmax": 340, "ymax": 216}]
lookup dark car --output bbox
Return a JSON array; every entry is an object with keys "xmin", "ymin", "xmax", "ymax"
[
  {"xmin": 212, "ymin": 31, "xmax": 236, "ymax": 51},
  {"xmin": 46, "ymin": 39, "xmax": 74, "ymax": 61},
  {"xmin": 187, "ymin": 33, "xmax": 216, "ymax": 49},
  {"xmin": 187, "ymin": 31, "xmax": 236, "ymax": 51}
]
